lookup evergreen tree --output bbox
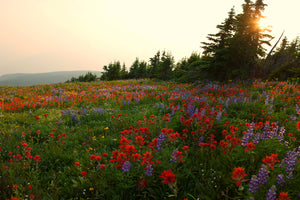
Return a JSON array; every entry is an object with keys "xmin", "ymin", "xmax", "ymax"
[
  {"xmin": 120, "ymin": 63, "xmax": 128, "ymax": 79},
  {"xmin": 138, "ymin": 61, "xmax": 148, "ymax": 78},
  {"xmin": 128, "ymin": 58, "xmax": 148, "ymax": 79},
  {"xmin": 100, "ymin": 61, "xmax": 122, "ymax": 81},
  {"xmin": 129, "ymin": 58, "xmax": 140, "ymax": 79},
  {"xmin": 201, "ymin": 0, "xmax": 273, "ymax": 80},
  {"xmin": 148, "ymin": 51, "xmax": 161, "ymax": 79},
  {"xmin": 174, "ymin": 53, "xmax": 208, "ymax": 82},
  {"xmin": 231, "ymin": 0, "xmax": 272, "ymax": 79},
  {"xmin": 148, "ymin": 50, "xmax": 174, "ymax": 80},
  {"xmin": 202, "ymin": 7, "xmax": 236, "ymax": 80},
  {"xmin": 158, "ymin": 51, "xmax": 174, "ymax": 80},
  {"xmin": 66, "ymin": 72, "xmax": 97, "ymax": 83},
  {"xmin": 268, "ymin": 36, "xmax": 300, "ymax": 80}
]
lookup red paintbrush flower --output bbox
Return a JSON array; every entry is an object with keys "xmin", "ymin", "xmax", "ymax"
[
  {"xmin": 159, "ymin": 169, "xmax": 176, "ymax": 184},
  {"xmin": 231, "ymin": 167, "xmax": 248, "ymax": 187},
  {"xmin": 277, "ymin": 192, "xmax": 291, "ymax": 200},
  {"xmin": 262, "ymin": 153, "xmax": 280, "ymax": 170}
]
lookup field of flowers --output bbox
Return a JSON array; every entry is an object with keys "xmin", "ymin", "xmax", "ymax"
[{"xmin": 0, "ymin": 79, "xmax": 299, "ymax": 200}]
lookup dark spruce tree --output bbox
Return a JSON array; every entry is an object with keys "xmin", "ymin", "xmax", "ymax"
[
  {"xmin": 202, "ymin": 0, "xmax": 273, "ymax": 81},
  {"xmin": 148, "ymin": 50, "xmax": 174, "ymax": 80},
  {"xmin": 231, "ymin": 0, "xmax": 273, "ymax": 79},
  {"xmin": 201, "ymin": 7, "xmax": 236, "ymax": 81},
  {"xmin": 100, "ymin": 61, "xmax": 122, "ymax": 81},
  {"xmin": 66, "ymin": 72, "xmax": 97, "ymax": 83},
  {"xmin": 148, "ymin": 51, "xmax": 161, "ymax": 79},
  {"xmin": 128, "ymin": 58, "xmax": 149, "ymax": 79},
  {"xmin": 120, "ymin": 63, "xmax": 129, "ymax": 80},
  {"xmin": 174, "ymin": 53, "xmax": 209, "ymax": 82},
  {"xmin": 268, "ymin": 36, "xmax": 300, "ymax": 80}
]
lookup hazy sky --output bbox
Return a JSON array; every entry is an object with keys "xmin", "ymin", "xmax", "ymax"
[{"xmin": 0, "ymin": 0, "xmax": 299, "ymax": 76}]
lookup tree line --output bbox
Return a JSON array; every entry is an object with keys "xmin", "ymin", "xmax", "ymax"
[{"xmin": 72, "ymin": 0, "xmax": 300, "ymax": 83}]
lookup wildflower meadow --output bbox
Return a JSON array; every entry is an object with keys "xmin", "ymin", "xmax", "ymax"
[{"xmin": 0, "ymin": 79, "xmax": 300, "ymax": 200}]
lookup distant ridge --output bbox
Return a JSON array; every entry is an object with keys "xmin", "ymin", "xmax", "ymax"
[{"xmin": 0, "ymin": 71, "xmax": 102, "ymax": 86}]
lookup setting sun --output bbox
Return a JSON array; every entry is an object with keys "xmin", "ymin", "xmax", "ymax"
[{"xmin": 257, "ymin": 16, "xmax": 272, "ymax": 31}]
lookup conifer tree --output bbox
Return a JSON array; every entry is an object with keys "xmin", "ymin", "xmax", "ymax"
[
  {"xmin": 201, "ymin": 7, "xmax": 236, "ymax": 80},
  {"xmin": 100, "ymin": 61, "xmax": 122, "ymax": 81},
  {"xmin": 231, "ymin": 0, "xmax": 272, "ymax": 79},
  {"xmin": 202, "ymin": 0, "xmax": 273, "ymax": 80}
]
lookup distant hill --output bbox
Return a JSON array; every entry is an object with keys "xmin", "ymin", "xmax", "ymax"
[{"xmin": 0, "ymin": 71, "xmax": 102, "ymax": 86}]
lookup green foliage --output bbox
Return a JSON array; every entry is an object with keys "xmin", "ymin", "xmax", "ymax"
[
  {"xmin": 201, "ymin": 0, "xmax": 273, "ymax": 81},
  {"xmin": 101, "ymin": 61, "xmax": 128, "ymax": 81},
  {"xmin": 148, "ymin": 51, "xmax": 175, "ymax": 80},
  {"xmin": 128, "ymin": 58, "xmax": 148, "ymax": 79},
  {"xmin": 174, "ymin": 53, "xmax": 210, "ymax": 82},
  {"xmin": 66, "ymin": 72, "xmax": 98, "ymax": 83},
  {"xmin": 267, "ymin": 37, "xmax": 300, "ymax": 80}
]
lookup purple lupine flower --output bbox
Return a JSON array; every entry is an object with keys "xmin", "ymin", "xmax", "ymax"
[
  {"xmin": 241, "ymin": 123, "xmax": 255, "ymax": 147},
  {"xmin": 122, "ymin": 99, "xmax": 126, "ymax": 105},
  {"xmin": 145, "ymin": 164, "xmax": 153, "ymax": 176},
  {"xmin": 261, "ymin": 130, "xmax": 269, "ymax": 141},
  {"xmin": 265, "ymin": 185, "xmax": 276, "ymax": 200},
  {"xmin": 187, "ymin": 103, "xmax": 196, "ymax": 117},
  {"xmin": 252, "ymin": 133, "xmax": 260, "ymax": 144},
  {"xmin": 284, "ymin": 149, "xmax": 298, "ymax": 180},
  {"xmin": 122, "ymin": 161, "xmax": 131, "ymax": 173},
  {"xmin": 277, "ymin": 127, "xmax": 285, "ymax": 142},
  {"xmin": 134, "ymin": 97, "xmax": 140, "ymax": 104},
  {"xmin": 263, "ymin": 122, "xmax": 270, "ymax": 131},
  {"xmin": 156, "ymin": 133, "xmax": 165, "ymax": 152},
  {"xmin": 93, "ymin": 107, "xmax": 103, "ymax": 115},
  {"xmin": 195, "ymin": 107, "xmax": 199, "ymax": 113},
  {"xmin": 249, "ymin": 175, "xmax": 259, "ymax": 194},
  {"xmin": 241, "ymin": 134, "xmax": 250, "ymax": 147},
  {"xmin": 265, "ymin": 95, "xmax": 270, "ymax": 105},
  {"xmin": 200, "ymin": 96, "xmax": 207, "ymax": 102},
  {"xmin": 198, "ymin": 136, "xmax": 204, "ymax": 146},
  {"xmin": 225, "ymin": 98, "xmax": 231, "ymax": 108},
  {"xmin": 296, "ymin": 104, "xmax": 300, "ymax": 115},
  {"xmin": 216, "ymin": 111, "xmax": 223, "ymax": 121},
  {"xmin": 170, "ymin": 108, "xmax": 175, "ymax": 117},
  {"xmin": 200, "ymin": 108, "xmax": 206, "ymax": 117},
  {"xmin": 257, "ymin": 165, "xmax": 268, "ymax": 186},
  {"xmin": 290, "ymin": 115, "xmax": 297, "ymax": 121},
  {"xmin": 70, "ymin": 113, "xmax": 79, "ymax": 123},
  {"xmin": 276, "ymin": 174, "xmax": 285, "ymax": 186},
  {"xmin": 270, "ymin": 125, "xmax": 279, "ymax": 139},
  {"xmin": 170, "ymin": 150, "xmax": 178, "ymax": 163},
  {"xmin": 270, "ymin": 96, "xmax": 274, "ymax": 104},
  {"xmin": 159, "ymin": 103, "xmax": 164, "ymax": 109},
  {"xmin": 210, "ymin": 107, "xmax": 215, "ymax": 115},
  {"xmin": 261, "ymin": 123, "xmax": 273, "ymax": 141},
  {"xmin": 80, "ymin": 108, "xmax": 89, "ymax": 114},
  {"xmin": 248, "ymin": 123, "xmax": 255, "ymax": 137},
  {"xmin": 176, "ymin": 104, "xmax": 180, "ymax": 111},
  {"xmin": 249, "ymin": 197, "xmax": 255, "ymax": 200}
]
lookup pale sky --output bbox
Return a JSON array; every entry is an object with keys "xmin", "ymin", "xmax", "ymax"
[{"xmin": 0, "ymin": 0, "xmax": 299, "ymax": 76}]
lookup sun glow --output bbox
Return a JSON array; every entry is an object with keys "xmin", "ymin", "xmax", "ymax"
[{"xmin": 257, "ymin": 16, "xmax": 272, "ymax": 31}]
